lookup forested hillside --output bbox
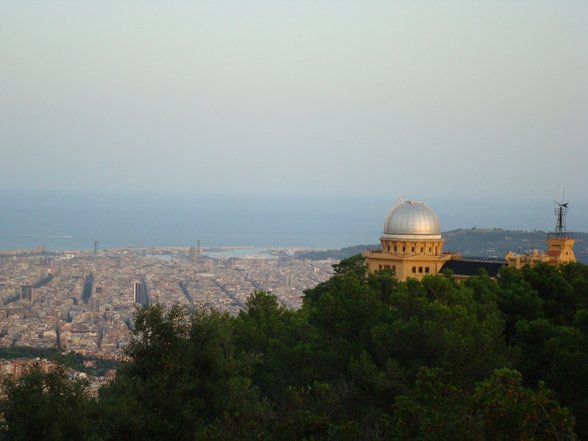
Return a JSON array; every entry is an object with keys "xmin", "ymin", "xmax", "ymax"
[{"xmin": 2, "ymin": 258, "xmax": 588, "ymax": 440}]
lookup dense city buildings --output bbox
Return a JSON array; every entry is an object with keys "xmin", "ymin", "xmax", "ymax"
[{"xmin": 0, "ymin": 248, "xmax": 334, "ymax": 358}]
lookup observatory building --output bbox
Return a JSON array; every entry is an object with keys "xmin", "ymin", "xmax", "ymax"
[
  {"xmin": 363, "ymin": 199, "xmax": 450, "ymax": 280},
  {"xmin": 364, "ymin": 198, "xmax": 576, "ymax": 281}
]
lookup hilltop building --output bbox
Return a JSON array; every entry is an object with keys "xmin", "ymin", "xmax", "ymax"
[
  {"xmin": 364, "ymin": 198, "xmax": 576, "ymax": 281},
  {"xmin": 505, "ymin": 202, "xmax": 576, "ymax": 269},
  {"xmin": 363, "ymin": 200, "xmax": 450, "ymax": 280}
]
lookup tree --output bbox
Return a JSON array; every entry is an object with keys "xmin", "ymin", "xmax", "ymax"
[
  {"xmin": 0, "ymin": 364, "xmax": 96, "ymax": 441},
  {"xmin": 472, "ymin": 369, "xmax": 575, "ymax": 440},
  {"xmin": 522, "ymin": 263, "xmax": 575, "ymax": 325},
  {"xmin": 391, "ymin": 367, "xmax": 478, "ymax": 441},
  {"xmin": 495, "ymin": 266, "xmax": 544, "ymax": 344},
  {"xmin": 391, "ymin": 368, "xmax": 576, "ymax": 441},
  {"xmin": 98, "ymin": 303, "xmax": 272, "ymax": 441},
  {"xmin": 386, "ymin": 276, "xmax": 507, "ymax": 387}
]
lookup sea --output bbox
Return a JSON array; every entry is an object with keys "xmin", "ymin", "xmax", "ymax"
[{"xmin": 1, "ymin": 192, "xmax": 586, "ymax": 252}]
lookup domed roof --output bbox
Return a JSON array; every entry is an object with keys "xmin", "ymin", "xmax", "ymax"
[{"xmin": 382, "ymin": 199, "xmax": 441, "ymax": 239}]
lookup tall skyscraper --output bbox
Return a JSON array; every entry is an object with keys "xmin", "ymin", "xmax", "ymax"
[
  {"xmin": 20, "ymin": 285, "xmax": 33, "ymax": 302},
  {"xmin": 89, "ymin": 297, "xmax": 100, "ymax": 313},
  {"xmin": 133, "ymin": 281, "xmax": 148, "ymax": 306},
  {"xmin": 189, "ymin": 240, "xmax": 202, "ymax": 264},
  {"xmin": 189, "ymin": 247, "xmax": 197, "ymax": 264}
]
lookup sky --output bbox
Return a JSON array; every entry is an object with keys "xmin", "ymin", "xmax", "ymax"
[{"xmin": 1, "ymin": 1, "xmax": 587, "ymax": 205}]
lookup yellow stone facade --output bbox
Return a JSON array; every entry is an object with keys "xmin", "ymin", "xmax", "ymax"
[
  {"xmin": 364, "ymin": 199, "xmax": 451, "ymax": 281},
  {"xmin": 505, "ymin": 235, "xmax": 576, "ymax": 269},
  {"xmin": 364, "ymin": 238, "xmax": 450, "ymax": 281}
]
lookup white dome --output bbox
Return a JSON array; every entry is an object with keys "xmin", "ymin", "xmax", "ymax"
[{"xmin": 382, "ymin": 199, "xmax": 441, "ymax": 239}]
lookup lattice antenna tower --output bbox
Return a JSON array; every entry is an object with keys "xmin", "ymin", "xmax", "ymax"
[{"xmin": 553, "ymin": 199, "xmax": 569, "ymax": 236}]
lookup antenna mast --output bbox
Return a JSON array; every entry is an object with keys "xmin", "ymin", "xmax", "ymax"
[{"xmin": 552, "ymin": 199, "xmax": 569, "ymax": 238}]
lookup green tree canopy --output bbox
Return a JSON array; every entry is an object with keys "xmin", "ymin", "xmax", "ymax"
[{"xmin": 0, "ymin": 364, "xmax": 95, "ymax": 441}]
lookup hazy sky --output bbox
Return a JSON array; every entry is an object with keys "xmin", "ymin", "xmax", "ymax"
[{"xmin": 1, "ymin": 1, "xmax": 587, "ymax": 201}]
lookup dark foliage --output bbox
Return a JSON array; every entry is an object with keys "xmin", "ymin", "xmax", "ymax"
[{"xmin": 0, "ymin": 365, "xmax": 96, "ymax": 441}]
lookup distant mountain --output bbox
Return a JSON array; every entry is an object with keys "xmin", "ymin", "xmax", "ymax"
[
  {"xmin": 296, "ymin": 229, "xmax": 588, "ymax": 264},
  {"xmin": 295, "ymin": 244, "xmax": 377, "ymax": 261}
]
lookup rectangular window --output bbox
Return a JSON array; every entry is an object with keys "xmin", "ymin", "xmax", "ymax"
[
  {"xmin": 394, "ymin": 246, "xmax": 397, "ymax": 252},
  {"xmin": 378, "ymin": 265, "xmax": 382, "ymax": 271},
  {"xmin": 392, "ymin": 265, "xmax": 396, "ymax": 274},
  {"xmin": 412, "ymin": 266, "xmax": 416, "ymax": 273},
  {"xmin": 403, "ymin": 247, "xmax": 406, "ymax": 252},
  {"xmin": 411, "ymin": 247, "xmax": 415, "ymax": 252},
  {"xmin": 384, "ymin": 265, "xmax": 391, "ymax": 269},
  {"xmin": 425, "ymin": 267, "xmax": 430, "ymax": 273},
  {"xmin": 418, "ymin": 267, "xmax": 423, "ymax": 273}
]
